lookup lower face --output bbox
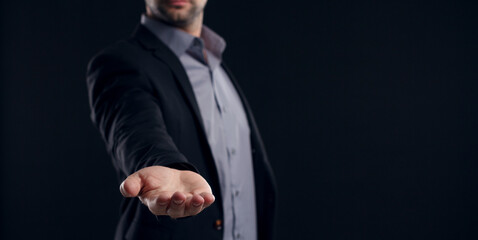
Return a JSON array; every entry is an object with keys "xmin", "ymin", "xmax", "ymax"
[{"xmin": 148, "ymin": 0, "xmax": 207, "ymax": 27}]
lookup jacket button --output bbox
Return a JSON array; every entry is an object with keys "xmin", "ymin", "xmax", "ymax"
[
  {"xmin": 214, "ymin": 219, "xmax": 222, "ymax": 230},
  {"xmin": 251, "ymin": 148, "xmax": 256, "ymax": 154}
]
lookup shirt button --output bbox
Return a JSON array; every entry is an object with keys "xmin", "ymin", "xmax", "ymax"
[
  {"xmin": 236, "ymin": 233, "xmax": 241, "ymax": 239},
  {"xmin": 235, "ymin": 190, "xmax": 240, "ymax": 197},
  {"xmin": 231, "ymin": 148, "xmax": 236, "ymax": 155},
  {"xmin": 214, "ymin": 219, "xmax": 222, "ymax": 230}
]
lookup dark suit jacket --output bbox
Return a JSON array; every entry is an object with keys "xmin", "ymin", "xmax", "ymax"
[{"xmin": 86, "ymin": 25, "xmax": 277, "ymax": 240}]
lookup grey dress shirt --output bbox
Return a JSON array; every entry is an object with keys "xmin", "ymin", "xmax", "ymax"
[{"xmin": 141, "ymin": 15, "xmax": 257, "ymax": 240}]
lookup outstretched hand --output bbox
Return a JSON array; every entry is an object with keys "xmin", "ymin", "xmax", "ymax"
[{"xmin": 119, "ymin": 166, "xmax": 215, "ymax": 219}]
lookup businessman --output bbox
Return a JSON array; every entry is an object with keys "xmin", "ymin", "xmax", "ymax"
[{"xmin": 87, "ymin": 0, "xmax": 277, "ymax": 239}]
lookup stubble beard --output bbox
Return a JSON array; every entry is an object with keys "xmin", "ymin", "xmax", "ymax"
[{"xmin": 155, "ymin": 4, "xmax": 202, "ymax": 27}]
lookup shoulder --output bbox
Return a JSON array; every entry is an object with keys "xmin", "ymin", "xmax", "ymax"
[
  {"xmin": 87, "ymin": 39, "xmax": 149, "ymax": 74},
  {"xmin": 85, "ymin": 39, "xmax": 159, "ymax": 91},
  {"xmin": 85, "ymin": 31, "xmax": 175, "ymax": 86}
]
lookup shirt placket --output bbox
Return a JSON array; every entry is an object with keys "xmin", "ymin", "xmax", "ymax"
[{"xmin": 213, "ymin": 71, "xmax": 247, "ymax": 240}]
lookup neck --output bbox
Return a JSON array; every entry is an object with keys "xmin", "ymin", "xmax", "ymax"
[{"xmin": 179, "ymin": 13, "xmax": 203, "ymax": 37}]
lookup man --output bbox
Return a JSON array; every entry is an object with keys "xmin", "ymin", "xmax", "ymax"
[{"xmin": 86, "ymin": 0, "xmax": 277, "ymax": 239}]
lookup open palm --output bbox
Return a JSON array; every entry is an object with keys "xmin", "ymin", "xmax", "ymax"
[{"xmin": 120, "ymin": 166, "xmax": 215, "ymax": 219}]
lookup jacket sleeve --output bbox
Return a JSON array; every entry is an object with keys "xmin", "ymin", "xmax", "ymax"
[{"xmin": 86, "ymin": 51, "xmax": 197, "ymax": 176}]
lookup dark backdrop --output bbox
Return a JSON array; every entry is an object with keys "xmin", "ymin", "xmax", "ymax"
[{"xmin": 1, "ymin": 0, "xmax": 477, "ymax": 239}]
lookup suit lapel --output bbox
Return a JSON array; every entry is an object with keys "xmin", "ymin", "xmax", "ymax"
[
  {"xmin": 221, "ymin": 63, "xmax": 266, "ymax": 154},
  {"xmin": 221, "ymin": 62, "xmax": 261, "ymax": 140},
  {"xmin": 132, "ymin": 25, "xmax": 207, "ymax": 135},
  {"xmin": 222, "ymin": 63, "xmax": 276, "ymax": 174}
]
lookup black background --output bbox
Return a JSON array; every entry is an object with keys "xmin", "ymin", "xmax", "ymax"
[{"xmin": 1, "ymin": 0, "xmax": 477, "ymax": 239}]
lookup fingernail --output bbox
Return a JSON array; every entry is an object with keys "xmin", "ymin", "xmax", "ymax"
[
  {"xmin": 192, "ymin": 202, "xmax": 201, "ymax": 207},
  {"xmin": 173, "ymin": 199, "xmax": 184, "ymax": 205}
]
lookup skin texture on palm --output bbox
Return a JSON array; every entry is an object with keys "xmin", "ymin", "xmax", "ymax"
[{"xmin": 120, "ymin": 166, "xmax": 215, "ymax": 219}]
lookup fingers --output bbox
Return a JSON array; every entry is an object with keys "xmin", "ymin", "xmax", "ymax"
[
  {"xmin": 119, "ymin": 173, "xmax": 142, "ymax": 197},
  {"xmin": 166, "ymin": 192, "xmax": 187, "ymax": 218},
  {"xmin": 139, "ymin": 192, "xmax": 214, "ymax": 218},
  {"xmin": 167, "ymin": 192, "xmax": 213, "ymax": 218},
  {"xmin": 200, "ymin": 192, "xmax": 215, "ymax": 208},
  {"xmin": 184, "ymin": 193, "xmax": 205, "ymax": 216},
  {"xmin": 141, "ymin": 192, "xmax": 171, "ymax": 215}
]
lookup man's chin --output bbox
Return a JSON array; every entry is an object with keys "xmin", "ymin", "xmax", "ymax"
[
  {"xmin": 163, "ymin": 16, "xmax": 190, "ymax": 26},
  {"xmin": 158, "ymin": 9, "xmax": 189, "ymax": 23}
]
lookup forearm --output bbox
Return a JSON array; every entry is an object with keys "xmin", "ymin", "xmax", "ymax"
[{"xmin": 87, "ymin": 53, "xmax": 196, "ymax": 175}]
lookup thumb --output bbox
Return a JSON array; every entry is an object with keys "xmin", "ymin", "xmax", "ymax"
[{"xmin": 119, "ymin": 173, "xmax": 142, "ymax": 197}]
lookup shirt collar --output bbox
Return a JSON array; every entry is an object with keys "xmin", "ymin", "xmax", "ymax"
[{"xmin": 140, "ymin": 14, "xmax": 226, "ymax": 61}]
